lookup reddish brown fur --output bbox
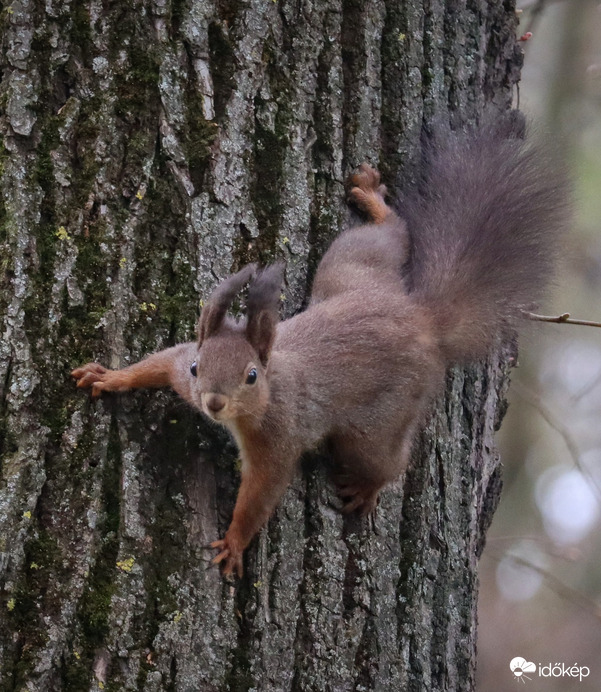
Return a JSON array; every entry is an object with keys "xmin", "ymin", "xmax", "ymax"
[
  {"xmin": 347, "ymin": 163, "xmax": 392, "ymax": 224},
  {"xmin": 72, "ymin": 121, "xmax": 568, "ymax": 576}
]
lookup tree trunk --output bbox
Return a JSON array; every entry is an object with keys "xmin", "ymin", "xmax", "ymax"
[{"xmin": 0, "ymin": 1, "xmax": 521, "ymax": 690}]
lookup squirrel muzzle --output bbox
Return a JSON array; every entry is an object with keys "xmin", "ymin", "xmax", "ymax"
[{"xmin": 202, "ymin": 392, "xmax": 229, "ymax": 420}]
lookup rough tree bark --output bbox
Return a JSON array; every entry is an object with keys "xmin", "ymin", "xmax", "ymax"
[{"xmin": 0, "ymin": 1, "xmax": 522, "ymax": 690}]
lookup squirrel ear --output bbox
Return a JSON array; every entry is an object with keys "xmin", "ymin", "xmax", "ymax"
[
  {"xmin": 198, "ymin": 264, "xmax": 257, "ymax": 344},
  {"xmin": 246, "ymin": 262, "xmax": 285, "ymax": 365}
]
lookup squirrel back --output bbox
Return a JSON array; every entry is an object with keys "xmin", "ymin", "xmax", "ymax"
[{"xmin": 400, "ymin": 118, "xmax": 570, "ymax": 362}]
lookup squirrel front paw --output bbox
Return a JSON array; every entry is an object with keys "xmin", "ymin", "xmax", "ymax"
[
  {"xmin": 347, "ymin": 163, "xmax": 390, "ymax": 224},
  {"xmin": 71, "ymin": 363, "xmax": 119, "ymax": 398},
  {"xmin": 211, "ymin": 534, "xmax": 244, "ymax": 578}
]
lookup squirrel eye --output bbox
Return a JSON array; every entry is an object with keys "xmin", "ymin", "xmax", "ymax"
[
  {"xmin": 246, "ymin": 367, "xmax": 257, "ymax": 385},
  {"xmin": 190, "ymin": 361, "xmax": 197, "ymax": 377}
]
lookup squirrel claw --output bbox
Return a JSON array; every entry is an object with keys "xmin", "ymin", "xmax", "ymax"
[
  {"xmin": 210, "ymin": 538, "xmax": 243, "ymax": 578},
  {"xmin": 71, "ymin": 363, "xmax": 106, "ymax": 379},
  {"xmin": 71, "ymin": 362, "xmax": 124, "ymax": 398},
  {"xmin": 71, "ymin": 363, "xmax": 109, "ymax": 398},
  {"xmin": 349, "ymin": 162, "xmax": 381, "ymax": 190},
  {"xmin": 347, "ymin": 163, "xmax": 390, "ymax": 224},
  {"xmin": 341, "ymin": 496, "xmax": 365, "ymax": 514},
  {"xmin": 337, "ymin": 483, "xmax": 380, "ymax": 516}
]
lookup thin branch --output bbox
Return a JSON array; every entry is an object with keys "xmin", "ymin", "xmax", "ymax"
[
  {"xmin": 571, "ymin": 369, "xmax": 601, "ymax": 403},
  {"xmin": 487, "ymin": 535, "xmax": 584, "ymax": 561},
  {"xmin": 485, "ymin": 550, "xmax": 601, "ymax": 623},
  {"xmin": 511, "ymin": 380, "xmax": 601, "ymax": 505},
  {"xmin": 526, "ymin": 311, "xmax": 601, "ymax": 328},
  {"xmin": 524, "ymin": 309, "xmax": 601, "ymax": 399}
]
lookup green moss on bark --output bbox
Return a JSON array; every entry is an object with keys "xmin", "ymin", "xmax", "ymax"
[
  {"xmin": 183, "ymin": 86, "xmax": 219, "ymax": 193},
  {"xmin": 64, "ymin": 417, "xmax": 122, "ymax": 686},
  {"xmin": 131, "ymin": 156, "xmax": 198, "ymax": 346},
  {"xmin": 8, "ymin": 527, "xmax": 67, "ymax": 689}
]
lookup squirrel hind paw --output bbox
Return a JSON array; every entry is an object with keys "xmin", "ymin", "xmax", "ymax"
[
  {"xmin": 347, "ymin": 163, "xmax": 391, "ymax": 224},
  {"xmin": 348, "ymin": 162, "xmax": 381, "ymax": 191},
  {"xmin": 337, "ymin": 483, "xmax": 381, "ymax": 516}
]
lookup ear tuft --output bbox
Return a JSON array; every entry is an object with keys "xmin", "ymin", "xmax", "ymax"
[
  {"xmin": 197, "ymin": 264, "xmax": 257, "ymax": 344},
  {"xmin": 246, "ymin": 262, "xmax": 285, "ymax": 365}
]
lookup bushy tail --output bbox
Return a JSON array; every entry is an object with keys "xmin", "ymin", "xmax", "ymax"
[{"xmin": 401, "ymin": 116, "xmax": 570, "ymax": 362}]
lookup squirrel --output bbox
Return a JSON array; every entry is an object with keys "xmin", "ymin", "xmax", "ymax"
[{"xmin": 72, "ymin": 117, "xmax": 568, "ymax": 578}]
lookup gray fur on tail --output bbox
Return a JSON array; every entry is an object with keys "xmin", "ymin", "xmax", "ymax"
[{"xmin": 401, "ymin": 116, "xmax": 570, "ymax": 362}]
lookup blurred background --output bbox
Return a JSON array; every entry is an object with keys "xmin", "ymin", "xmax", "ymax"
[{"xmin": 477, "ymin": 1, "xmax": 601, "ymax": 690}]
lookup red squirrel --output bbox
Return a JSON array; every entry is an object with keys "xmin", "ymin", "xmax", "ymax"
[{"xmin": 72, "ymin": 119, "xmax": 568, "ymax": 577}]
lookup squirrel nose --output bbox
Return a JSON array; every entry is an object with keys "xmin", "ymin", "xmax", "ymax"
[{"xmin": 205, "ymin": 393, "xmax": 227, "ymax": 414}]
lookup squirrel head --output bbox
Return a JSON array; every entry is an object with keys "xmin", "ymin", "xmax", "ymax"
[{"xmin": 191, "ymin": 263, "xmax": 284, "ymax": 425}]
